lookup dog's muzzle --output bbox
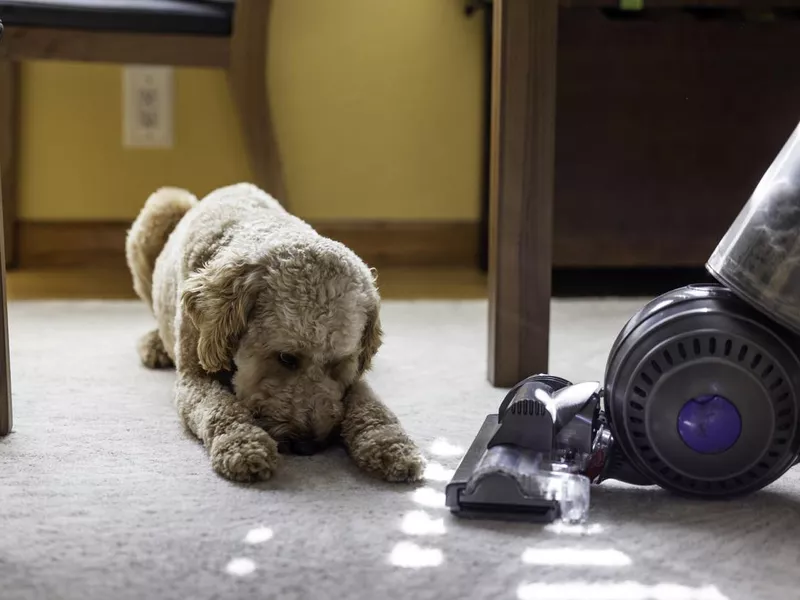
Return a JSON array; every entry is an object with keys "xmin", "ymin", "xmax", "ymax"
[
  {"xmin": 289, "ymin": 439, "xmax": 323, "ymax": 456},
  {"xmin": 277, "ymin": 437, "xmax": 328, "ymax": 456}
]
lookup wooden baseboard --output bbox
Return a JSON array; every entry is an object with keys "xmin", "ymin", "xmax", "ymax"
[{"xmin": 16, "ymin": 220, "xmax": 480, "ymax": 270}]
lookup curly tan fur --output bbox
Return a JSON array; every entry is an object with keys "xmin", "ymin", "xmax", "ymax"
[
  {"xmin": 126, "ymin": 182, "xmax": 424, "ymax": 483},
  {"xmin": 126, "ymin": 187, "xmax": 198, "ymax": 308}
]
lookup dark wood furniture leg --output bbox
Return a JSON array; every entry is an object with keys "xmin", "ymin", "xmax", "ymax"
[
  {"xmin": 0, "ymin": 20, "xmax": 10, "ymax": 434},
  {"xmin": 0, "ymin": 163, "xmax": 11, "ymax": 436},
  {"xmin": 228, "ymin": 0, "xmax": 287, "ymax": 202},
  {"xmin": 0, "ymin": 59, "xmax": 16, "ymax": 268},
  {"xmin": 488, "ymin": 0, "xmax": 558, "ymax": 388}
]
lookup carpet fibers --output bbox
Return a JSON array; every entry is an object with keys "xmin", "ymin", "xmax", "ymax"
[{"xmin": 1, "ymin": 300, "xmax": 799, "ymax": 600}]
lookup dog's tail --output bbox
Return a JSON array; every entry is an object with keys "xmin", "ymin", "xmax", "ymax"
[{"xmin": 126, "ymin": 187, "xmax": 198, "ymax": 308}]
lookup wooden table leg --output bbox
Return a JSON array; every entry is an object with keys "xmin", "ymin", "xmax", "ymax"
[
  {"xmin": 0, "ymin": 60, "xmax": 18, "ymax": 269},
  {"xmin": 228, "ymin": 0, "xmax": 287, "ymax": 204},
  {"xmin": 487, "ymin": 0, "xmax": 558, "ymax": 388},
  {"xmin": 0, "ymin": 21, "xmax": 10, "ymax": 435},
  {"xmin": 0, "ymin": 163, "xmax": 11, "ymax": 436}
]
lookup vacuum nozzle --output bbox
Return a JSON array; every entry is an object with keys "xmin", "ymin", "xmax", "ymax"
[{"xmin": 445, "ymin": 375, "xmax": 602, "ymax": 524}]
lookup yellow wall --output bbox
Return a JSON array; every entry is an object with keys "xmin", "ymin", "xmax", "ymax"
[{"xmin": 17, "ymin": 0, "xmax": 486, "ymax": 222}]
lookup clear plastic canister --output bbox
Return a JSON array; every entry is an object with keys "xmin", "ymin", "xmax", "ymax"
[{"xmin": 707, "ymin": 121, "xmax": 800, "ymax": 335}]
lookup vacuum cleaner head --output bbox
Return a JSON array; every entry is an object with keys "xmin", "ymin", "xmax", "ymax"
[
  {"xmin": 446, "ymin": 122, "xmax": 800, "ymax": 524},
  {"xmin": 445, "ymin": 376, "xmax": 602, "ymax": 523}
]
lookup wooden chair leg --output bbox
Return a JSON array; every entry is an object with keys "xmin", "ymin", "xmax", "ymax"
[
  {"xmin": 0, "ymin": 60, "xmax": 18, "ymax": 269},
  {"xmin": 487, "ymin": 0, "xmax": 558, "ymax": 388},
  {"xmin": 0, "ymin": 163, "xmax": 12, "ymax": 436},
  {"xmin": 227, "ymin": 0, "xmax": 287, "ymax": 203}
]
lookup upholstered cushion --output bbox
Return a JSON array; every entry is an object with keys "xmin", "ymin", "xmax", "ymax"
[{"xmin": 0, "ymin": 0, "xmax": 234, "ymax": 36}]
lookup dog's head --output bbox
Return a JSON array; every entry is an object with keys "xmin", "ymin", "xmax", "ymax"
[{"xmin": 181, "ymin": 238, "xmax": 382, "ymax": 454}]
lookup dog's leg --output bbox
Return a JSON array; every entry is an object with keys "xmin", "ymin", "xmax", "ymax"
[
  {"xmin": 137, "ymin": 329, "xmax": 174, "ymax": 369},
  {"xmin": 340, "ymin": 380, "xmax": 424, "ymax": 482},
  {"xmin": 175, "ymin": 374, "xmax": 279, "ymax": 482}
]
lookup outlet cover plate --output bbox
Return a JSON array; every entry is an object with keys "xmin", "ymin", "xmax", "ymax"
[{"xmin": 123, "ymin": 65, "xmax": 174, "ymax": 148}]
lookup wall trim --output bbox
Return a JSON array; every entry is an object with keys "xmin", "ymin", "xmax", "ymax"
[{"xmin": 16, "ymin": 220, "xmax": 480, "ymax": 270}]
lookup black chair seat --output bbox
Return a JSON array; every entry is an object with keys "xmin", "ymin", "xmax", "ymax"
[{"xmin": 0, "ymin": 0, "xmax": 234, "ymax": 36}]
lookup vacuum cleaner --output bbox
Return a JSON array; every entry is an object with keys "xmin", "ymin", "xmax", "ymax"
[{"xmin": 446, "ymin": 121, "xmax": 800, "ymax": 524}]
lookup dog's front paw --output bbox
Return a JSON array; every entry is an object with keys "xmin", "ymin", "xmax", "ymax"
[
  {"xmin": 210, "ymin": 424, "xmax": 279, "ymax": 483},
  {"xmin": 137, "ymin": 329, "xmax": 174, "ymax": 369},
  {"xmin": 379, "ymin": 441, "xmax": 425, "ymax": 483},
  {"xmin": 350, "ymin": 429, "xmax": 425, "ymax": 483}
]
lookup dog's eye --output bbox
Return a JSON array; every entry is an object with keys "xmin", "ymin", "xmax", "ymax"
[{"xmin": 277, "ymin": 352, "xmax": 299, "ymax": 370}]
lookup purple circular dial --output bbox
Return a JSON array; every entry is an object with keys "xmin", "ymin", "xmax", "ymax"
[{"xmin": 677, "ymin": 394, "xmax": 742, "ymax": 454}]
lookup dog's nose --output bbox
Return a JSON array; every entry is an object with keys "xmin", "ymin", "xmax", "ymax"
[{"xmin": 290, "ymin": 438, "xmax": 321, "ymax": 456}]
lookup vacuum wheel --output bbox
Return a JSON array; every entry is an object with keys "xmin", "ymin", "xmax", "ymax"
[{"xmin": 604, "ymin": 284, "xmax": 800, "ymax": 497}]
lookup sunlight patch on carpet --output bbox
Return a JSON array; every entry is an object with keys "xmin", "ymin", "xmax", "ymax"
[
  {"xmin": 244, "ymin": 527, "xmax": 274, "ymax": 545},
  {"xmin": 411, "ymin": 487, "xmax": 446, "ymax": 509},
  {"xmin": 521, "ymin": 547, "xmax": 631, "ymax": 567},
  {"xmin": 429, "ymin": 438, "xmax": 464, "ymax": 458},
  {"xmin": 225, "ymin": 558, "xmax": 257, "ymax": 577},
  {"xmin": 423, "ymin": 461, "xmax": 455, "ymax": 482},
  {"xmin": 401, "ymin": 510, "xmax": 446, "ymax": 536},
  {"xmin": 389, "ymin": 541, "xmax": 444, "ymax": 569}
]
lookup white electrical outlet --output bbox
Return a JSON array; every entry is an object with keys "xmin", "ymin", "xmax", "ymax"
[{"xmin": 122, "ymin": 65, "xmax": 174, "ymax": 148}]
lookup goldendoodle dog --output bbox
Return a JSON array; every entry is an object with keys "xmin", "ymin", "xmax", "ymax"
[{"xmin": 125, "ymin": 182, "xmax": 424, "ymax": 484}]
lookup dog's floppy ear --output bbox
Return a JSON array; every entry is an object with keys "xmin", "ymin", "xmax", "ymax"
[
  {"xmin": 358, "ymin": 303, "xmax": 383, "ymax": 374},
  {"xmin": 181, "ymin": 259, "xmax": 266, "ymax": 373}
]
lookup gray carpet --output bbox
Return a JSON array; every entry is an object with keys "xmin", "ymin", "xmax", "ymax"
[{"xmin": 1, "ymin": 299, "xmax": 799, "ymax": 600}]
